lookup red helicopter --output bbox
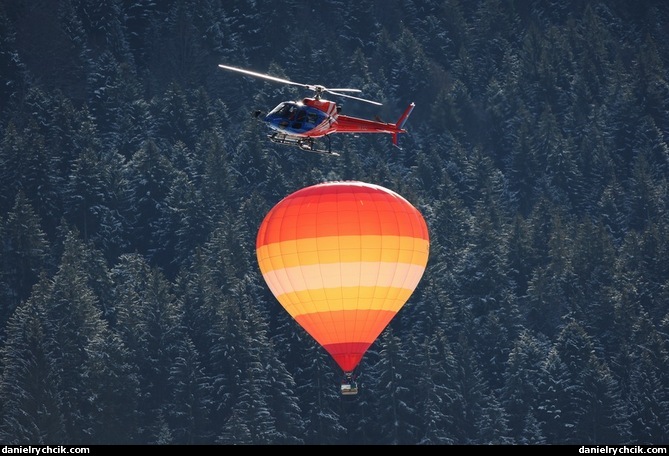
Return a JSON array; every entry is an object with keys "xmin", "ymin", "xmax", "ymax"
[{"xmin": 218, "ymin": 64, "xmax": 415, "ymax": 156}]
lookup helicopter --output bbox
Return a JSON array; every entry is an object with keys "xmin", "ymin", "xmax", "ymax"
[{"xmin": 218, "ymin": 64, "xmax": 415, "ymax": 156}]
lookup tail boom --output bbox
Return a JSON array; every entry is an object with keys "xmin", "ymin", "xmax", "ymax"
[{"xmin": 331, "ymin": 102, "xmax": 415, "ymax": 146}]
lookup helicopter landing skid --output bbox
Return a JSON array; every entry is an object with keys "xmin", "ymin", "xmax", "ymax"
[{"xmin": 268, "ymin": 133, "xmax": 340, "ymax": 157}]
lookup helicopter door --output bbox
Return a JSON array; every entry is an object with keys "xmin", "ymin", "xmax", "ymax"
[{"xmin": 292, "ymin": 108, "xmax": 307, "ymax": 130}]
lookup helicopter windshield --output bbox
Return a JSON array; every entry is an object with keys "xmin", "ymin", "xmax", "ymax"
[
  {"xmin": 268, "ymin": 102, "xmax": 299, "ymax": 119},
  {"xmin": 264, "ymin": 102, "xmax": 327, "ymax": 133}
]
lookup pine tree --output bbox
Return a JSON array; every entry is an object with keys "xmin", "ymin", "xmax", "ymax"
[
  {"xmin": 0, "ymin": 192, "xmax": 51, "ymax": 333},
  {"xmin": 0, "ymin": 287, "xmax": 66, "ymax": 444},
  {"xmin": 446, "ymin": 332, "xmax": 502, "ymax": 444},
  {"xmin": 501, "ymin": 329, "xmax": 550, "ymax": 442},
  {"xmin": 539, "ymin": 319, "xmax": 629, "ymax": 444},
  {"xmin": 75, "ymin": 0, "xmax": 133, "ymax": 63},
  {"xmin": 208, "ymin": 283, "xmax": 277, "ymax": 444},
  {"xmin": 84, "ymin": 328, "xmax": 139, "ymax": 444},
  {"xmin": 626, "ymin": 311, "xmax": 669, "ymax": 444},
  {"xmin": 124, "ymin": 139, "xmax": 181, "ymax": 261},
  {"xmin": 166, "ymin": 337, "xmax": 212, "ymax": 444},
  {"xmin": 0, "ymin": 5, "xmax": 28, "ymax": 124},
  {"xmin": 263, "ymin": 345, "xmax": 305, "ymax": 445},
  {"xmin": 110, "ymin": 253, "xmax": 185, "ymax": 443},
  {"xmin": 43, "ymin": 230, "xmax": 121, "ymax": 443},
  {"xmin": 372, "ymin": 328, "xmax": 420, "ymax": 444},
  {"xmin": 412, "ymin": 329, "xmax": 457, "ymax": 445},
  {"xmin": 153, "ymin": 82, "xmax": 197, "ymax": 149},
  {"xmin": 153, "ymin": 171, "xmax": 208, "ymax": 277},
  {"xmin": 569, "ymin": 218, "xmax": 617, "ymax": 348},
  {"xmin": 198, "ymin": 128, "xmax": 238, "ymax": 218},
  {"xmin": 3, "ymin": 229, "xmax": 131, "ymax": 443},
  {"xmin": 87, "ymin": 51, "xmax": 152, "ymax": 159},
  {"xmin": 625, "ymin": 152, "xmax": 667, "ymax": 232},
  {"xmin": 63, "ymin": 145, "xmax": 130, "ymax": 259},
  {"xmin": 525, "ymin": 205, "xmax": 577, "ymax": 338},
  {"xmin": 3, "ymin": 112, "xmax": 62, "ymax": 236},
  {"xmin": 289, "ymin": 332, "xmax": 345, "ymax": 445}
]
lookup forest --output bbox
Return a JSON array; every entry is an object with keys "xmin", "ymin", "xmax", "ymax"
[{"xmin": 0, "ymin": 0, "xmax": 668, "ymax": 445}]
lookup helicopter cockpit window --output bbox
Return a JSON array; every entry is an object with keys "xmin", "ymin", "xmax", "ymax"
[
  {"xmin": 268, "ymin": 102, "xmax": 299, "ymax": 120},
  {"xmin": 266, "ymin": 103, "xmax": 324, "ymax": 132}
]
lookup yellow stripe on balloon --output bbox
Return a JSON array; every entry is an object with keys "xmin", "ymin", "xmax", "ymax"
[
  {"xmin": 268, "ymin": 286, "xmax": 417, "ymax": 318},
  {"xmin": 257, "ymin": 235, "xmax": 429, "ymax": 271}
]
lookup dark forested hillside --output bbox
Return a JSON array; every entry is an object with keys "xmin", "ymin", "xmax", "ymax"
[{"xmin": 0, "ymin": 0, "xmax": 668, "ymax": 445}]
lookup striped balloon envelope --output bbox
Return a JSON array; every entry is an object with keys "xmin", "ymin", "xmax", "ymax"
[{"xmin": 256, "ymin": 181, "xmax": 430, "ymax": 374}]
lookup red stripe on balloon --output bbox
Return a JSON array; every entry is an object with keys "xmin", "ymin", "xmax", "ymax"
[
  {"xmin": 256, "ymin": 182, "xmax": 428, "ymax": 246},
  {"xmin": 323, "ymin": 342, "xmax": 372, "ymax": 373}
]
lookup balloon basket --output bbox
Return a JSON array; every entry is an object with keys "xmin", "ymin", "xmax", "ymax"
[{"xmin": 340, "ymin": 372, "xmax": 359, "ymax": 396}]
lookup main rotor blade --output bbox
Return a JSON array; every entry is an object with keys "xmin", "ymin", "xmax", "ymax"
[
  {"xmin": 218, "ymin": 64, "xmax": 308, "ymax": 89},
  {"xmin": 219, "ymin": 64, "xmax": 382, "ymax": 105},
  {"xmin": 327, "ymin": 90, "xmax": 383, "ymax": 106},
  {"xmin": 326, "ymin": 88, "xmax": 363, "ymax": 93}
]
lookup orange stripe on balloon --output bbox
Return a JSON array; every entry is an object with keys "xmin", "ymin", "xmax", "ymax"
[
  {"xmin": 294, "ymin": 309, "xmax": 397, "ymax": 346},
  {"xmin": 271, "ymin": 286, "xmax": 416, "ymax": 317},
  {"xmin": 256, "ymin": 235, "xmax": 429, "ymax": 270}
]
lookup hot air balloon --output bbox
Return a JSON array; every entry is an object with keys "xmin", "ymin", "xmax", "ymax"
[{"xmin": 256, "ymin": 181, "xmax": 429, "ymax": 395}]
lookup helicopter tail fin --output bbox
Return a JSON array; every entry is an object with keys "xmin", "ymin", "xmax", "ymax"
[{"xmin": 392, "ymin": 102, "xmax": 416, "ymax": 146}]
